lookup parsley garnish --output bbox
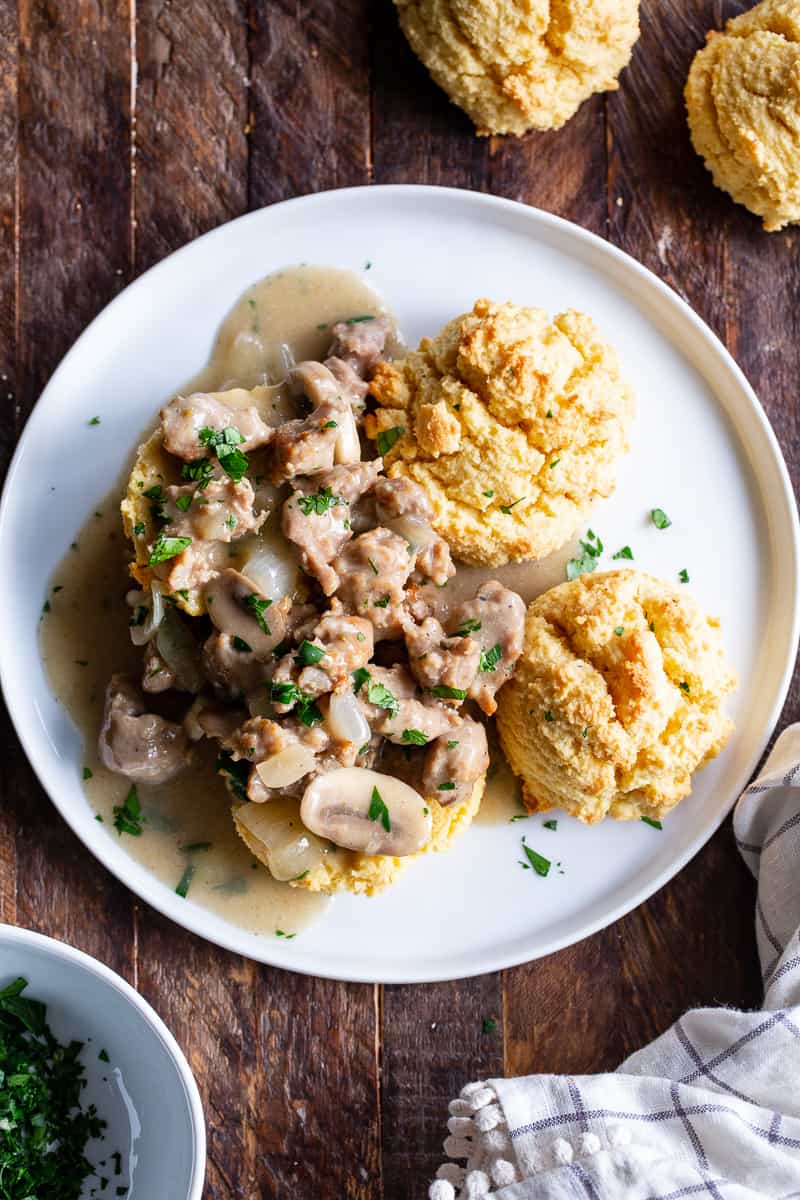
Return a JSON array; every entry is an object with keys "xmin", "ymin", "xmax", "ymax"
[
  {"xmin": 430, "ymin": 685, "xmax": 467, "ymax": 701},
  {"xmin": 376, "ymin": 426, "xmax": 405, "ymax": 456},
  {"xmin": 453, "ymin": 618, "xmax": 481, "ymax": 637},
  {"xmin": 232, "ymin": 636, "xmax": 252, "ymax": 653},
  {"xmin": 268, "ymin": 682, "xmax": 322, "ymax": 726},
  {"xmin": 679, "ymin": 568, "xmax": 690, "ymax": 583},
  {"xmin": 373, "ymin": 594, "xmax": 390, "ymax": 608},
  {"xmin": 295, "ymin": 640, "xmax": 325, "ymax": 667},
  {"xmin": 215, "ymin": 750, "xmax": 249, "ymax": 801},
  {"xmin": 566, "ymin": 528, "xmax": 603, "ymax": 581},
  {"xmin": 521, "ymin": 841, "xmax": 551, "ymax": 877},
  {"xmin": 345, "ymin": 314, "xmax": 376, "ymax": 324},
  {"xmin": 438, "ymin": 781, "xmax": 455, "ymax": 791},
  {"xmin": 366, "ymin": 680, "xmax": 399, "ymax": 716},
  {"xmin": 275, "ymin": 929, "xmax": 297, "ymax": 939},
  {"xmin": 500, "ymin": 497, "xmax": 525, "ymax": 514},
  {"xmin": 113, "ymin": 785, "xmax": 144, "ymax": 836},
  {"xmin": 352, "ymin": 667, "xmax": 371, "ymax": 694},
  {"xmin": 175, "ymin": 494, "xmax": 192, "ymax": 512},
  {"xmin": 244, "ymin": 592, "xmax": 272, "ymax": 634},
  {"xmin": 0, "ymin": 977, "xmax": 109, "ymax": 1196},
  {"xmin": 651, "ymin": 507, "xmax": 672, "ymax": 530},
  {"xmin": 679, "ymin": 681, "xmax": 690, "ymax": 693},
  {"xmin": 89, "ymin": 416, "xmax": 101, "ymax": 425},
  {"xmin": 98, "ymin": 1048, "xmax": 110, "ymax": 1062},
  {"xmin": 479, "ymin": 644, "xmax": 503, "ymax": 672},
  {"xmin": 368, "ymin": 786, "xmax": 391, "ymax": 832},
  {"xmin": 175, "ymin": 863, "xmax": 195, "ymax": 898},
  {"xmin": 544, "ymin": 710, "xmax": 554, "ymax": 722},
  {"xmin": 181, "ymin": 458, "xmax": 215, "ymax": 489},
  {"xmin": 614, "ymin": 626, "xmax": 624, "ymax": 637},
  {"xmin": 199, "ymin": 425, "xmax": 249, "ymax": 483},
  {"xmin": 612, "ymin": 546, "xmax": 634, "ymax": 560},
  {"xmin": 641, "ymin": 816, "xmax": 663, "ymax": 830},
  {"xmin": 543, "ymin": 819, "xmax": 558, "ymax": 831},
  {"xmin": 296, "ymin": 486, "xmax": 342, "ymax": 516},
  {"xmin": 402, "ymin": 729, "xmax": 429, "ymax": 745},
  {"xmin": 549, "ymin": 458, "xmax": 560, "ymax": 469},
  {"xmin": 446, "ymin": 740, "xmax": 459, "ymax": 750},
  {"xmin": 148, "ymin": 534, "xmax": 191, "ymax": 565},
  {"xmin": 82, "ymin": 767, "xmax": 93, "ymax": 780},
  {"xmin": 132, "ymin": 522, "xmax": 145, "ymax": 536},
  {"xmin": 181, "ymin": 841, "xmax": 212, "ymax": 854},
  {"xmin": 483, "ymin": 489, "xmax": 494, "ymax": 498},
  {"xmin": 368, "ymin": 557, "xmax": 379, "ymax": 575},
  {"xmin": 482, "ymin": 1018, "xmax": 497, "ymax": 1034}
]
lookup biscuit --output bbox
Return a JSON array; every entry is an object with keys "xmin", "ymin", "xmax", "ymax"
[
  {"xmin": 686, "ymin": 0, "xmax": 800, "ymax": 231},
  {"xmin": 496, "ymin": 570, "xmax": 737, "ymax": 823},
  {"xmin": 394, "ymin": 0, "xmax": 640, "ymax": 135},
  {"xmin": 367, "ymin": 299, "xmax": 634, "ymax": 567},
  {"xmin": 234, "ymin": 778, "xmax": 485, "ymax": 897}
]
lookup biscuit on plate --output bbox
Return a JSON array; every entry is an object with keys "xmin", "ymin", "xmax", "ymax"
[
  {"xmin": 367, "ymin": 299, "xmax": 634, "ymax": 567},
  {"xmin": 394, "ymin": 0, "xmax": 640, "ymax": 135},
  {"xmin": 686, "ymin": 0, "xmax": 800, "ymax": 231},
  {"xmin": 496, "ymin": 570, "xmax": 737, "ymax": 824},
  {"xmin": 233, "ymin": 779, "xmax": 484, "ymax": 897}
]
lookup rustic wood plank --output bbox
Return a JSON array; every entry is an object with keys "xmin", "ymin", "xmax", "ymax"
[
  {"xmin": 0, "ymin": 0, "xmax": 18, "ymax": 927},
  {"xmin": 10, "ymin": 0, "xmax": 135, "ymax": 977},
  {"xmin": 247, "ymin": 0, "xmax": 372, "ymax": 207},
  {"xmin": 134, "ymin": 0, "xmax": 249, "ymax": 272}
]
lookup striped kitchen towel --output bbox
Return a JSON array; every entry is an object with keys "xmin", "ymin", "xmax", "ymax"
[{"xmin": 430, "ymin": 725, "xmax": 800, "ymax": 1199}]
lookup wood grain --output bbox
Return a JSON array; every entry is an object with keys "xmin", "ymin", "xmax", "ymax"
[{"xmin": 10, "ymin": 0, "xmax": 135, "ymax": 979}]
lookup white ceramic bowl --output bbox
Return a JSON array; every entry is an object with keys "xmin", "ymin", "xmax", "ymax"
[{"xmin": 0, "ymin": 925, "xmax": 206, "ymax": 1199}]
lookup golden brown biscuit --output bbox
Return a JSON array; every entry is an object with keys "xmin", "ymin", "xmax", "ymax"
[
  {"xmin": 367, "ymin": 299, "xmax": 634, "ymax": 567},
  {"xmin": 234, "ymin": 777, "xmax": 485, "ymax": 897},
  {"xmin": 496, "ymin": 570, "xmax": 737, "ymax": 823},
  {"xmin": 394, "ymin": 0, "xmax": 640, "ymax": 135},
  {"xmin": 686, "ymin": 0, "xmax": 800, "ymax": 231}
]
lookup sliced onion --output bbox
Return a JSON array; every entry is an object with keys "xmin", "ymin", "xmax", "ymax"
[
  {"xmin": 333, "ymin": 405, "xmax": 361, "ymax": 465},
  {"xmin": 235, "ymin": 797, "xmax": 328, "ymax": 882},
  {"xmin": 255, "ymin": 745, "xmax": 317, "ymax": 789},
  {"xmin": 327, "ymin": 690, "xmax": 371, "ymax": 746},
  {"xmin": 128, "ymin": 586, "xmax": 164, "ymax": 647},
  {"xmin": 155, "ymin": 607, "xmax": 205, "ymax": 692},
  {"xmin": 279, "ymin": 342, "xmax": 296, "ymax": 375},
  {"xmin": 241, "ymin": 540, "xmax": 298, "ymax": 601},
  {"xmin": 375, "ymin": 506, "xmax": 437, "ymax": 550}
]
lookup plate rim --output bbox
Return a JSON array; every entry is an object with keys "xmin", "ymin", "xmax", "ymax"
[{"xmin": 2, "ymin": 183, "xmax": 798, "ymax": 983}]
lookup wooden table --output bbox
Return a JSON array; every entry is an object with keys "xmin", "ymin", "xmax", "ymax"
[{"xmin": 0, "ymin": 2, "xmax": 797, "ymax": 1196}]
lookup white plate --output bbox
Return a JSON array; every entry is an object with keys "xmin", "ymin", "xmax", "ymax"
[
  {"xmin": 1, "ymin": 186, "xmax": 797, "ymax": 983},
  {"xmin": 0, "ymin": 925, "xmax": 205, "ymax": 1199}
]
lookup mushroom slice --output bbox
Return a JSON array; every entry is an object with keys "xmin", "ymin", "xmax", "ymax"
[
  {"xmin": 204, "ymin": 568, "xmax": 287, "ymax": 658},
  {"xmin": 301, "ymin": 767, "xmax": 432, "ymax": 857},
  {"xmin": 289, "ymin": 361, "xmax": 360, "ymax": 464}
]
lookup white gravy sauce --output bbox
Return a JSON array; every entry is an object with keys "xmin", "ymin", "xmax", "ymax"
[{"xmin": 40, "ymin": 264, "xmax": 576, "ymax": 936}]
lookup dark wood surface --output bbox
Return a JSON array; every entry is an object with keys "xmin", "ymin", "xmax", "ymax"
[{"xmin": 1, "ymin": 2, "xmax": 797, "ymax": 1197}]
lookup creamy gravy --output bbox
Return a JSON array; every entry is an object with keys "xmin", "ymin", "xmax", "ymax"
[{"xmin": 40, "ymin": 264, "xmax": 576, "ymax": 936}]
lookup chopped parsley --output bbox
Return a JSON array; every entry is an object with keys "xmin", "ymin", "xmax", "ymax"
[
  {"xmin": 373, "ymin": 594, "xmax": 390, "ymax": 608},
  {"xmin": 368, "ymin": 557, "xmax": 379, "ymax": 575},
  {"xmin": 482, "ymin": 489, "xmax": 494, "ymax": 498},
  {"xmin": 430, "ymin": 685, "xmax": 467, "ymax": 701},
  {"xmin": 566, "ymin": 528, "xmax": 603, "ymax": 581},
  {"xmin": 368, "ymin": 786, "xmax": 391, "ymax": 832},
  {"xmin": 453, "ymin": 617, "xmax": 481, "ymax": 637},
  {"xmin": 479, "ymin": 644, "xmax": 503, "ymax": 673},
  {"xmin": 614, "ymin": 626, "xmax": 624, "ymax": 637},
  {"xmin": 175, "ymin": 494, "xmax": 193, "ymax": 512},
  {"xmin": 402, "ymin": 729, "xmax": 429, "ymax": 745},
  {"xmin": 545, "ymin": 409, "xmax": 553, "ymax": 419},
  {"xmin": 521, "ymin": 840, "xmax": 551, "ymax": 877},
  {"xmin": 181, "ymin": 458, "xmax": 215, "ymax": 489},
  {"xmin": 88, "ymin": 416, "xmax": 101, "ymax": 425},
  {"xmin": 199, "ymin": 425, "xmax": 249, "ymax": 483},
  {"xmin": 132, "ymin": 522, "xmax": 145, "ymax": 536},
  {"xmin": 275, "ymin": 929, "xmax": 297, "ymax": 939},
  {"xmin": 296, "ymin": 486, "xmax": 342, "ymax": 517},
  {"xmin": 268, "ymin": 682, "xmax": 323, "ymax": 726},
  {"xmin": 345, "ymin": 314, "xmax": 375, "ymax": 324},
  {"xmin": 232, "ymin": 636, "xmax": 252, "ymax": 653},
  {"xmin": 112, "ymin": 785, "xmax": 144, "ymax": 836},
  {"xmin": 641, "ymin": 816, "xmax": 663, "ymax": 830},
  {"xmin": 148, "ymin": 534, "xmax": 191, "ymax": 565},
  {"xmin": 366, "ymin": 680, "xmax": 399, "ymax": 716},
  {"xmin": 499, "ymin": 497, "xmax": 525, "ymax": 514},
  {"xmin": 295, "ymin": 640, "xmax": 325, "ymax": 667},
  {"xmin": 98, "ymin": 1048, "xmax": 110, "ymax": 1063},
  {"xmin": 679, "ymin": 568, "xmax": 690, "ymax": 583},
  {"xmin": 482, "ymin": 1018, "xmax": 497, "ymax": 1034},
  {"xmin": 544, "ymin": 710, "xmax": 555, "ymax": 722},
  {"xmin": 651, "ymin": 507, "xmax": 672, "ymax": 530},
  {"xmin": 543, "ymin": 819, "xmax": 558, "ymax": 831},
  {"xmin": 181, "ymin": 841, "xmax": 212, "ymax": 854},
  {"xmin": 612, "ymin": 545, "xmax": 634, "ymax": 560},
  {"xmin": 446, "ymin": 740, "xmax": 459, "ymax": 750},
  {"xmin": 175, "ymin": 863, "xmax": 195, "ymax": 898},
  {"xmin": 0, "ymin": 977, "xmax": 109, "ymax": 1198},
  {"xmin": 243, "ymin": 593, "xmax": 272, "ymax": 634},
  {"xmin": 82, "ymin": 767, "xmax": 92, "ymax": 781},
  {"xmin": 129, "ymin": 605, "xmax": 147, "ymax": 628},
  {"xmin": 323, "ymin": 420, "xmax": 338, "ymax": 429},
  {"xmin": 215, "ymin": 750, "xmax": 249, "ymax": 801},
  {"xmin": 438, "ymin": 781, "xmax": 455, "ymax": 791},
  {"xmin": 679, "ymin": 681, "xmax": 690, "ymax": 694},
  {"xmin": 549, "ymin": 458, "xmax": 560, "ymax": 469},
  {"xmin": 376, "ymin": 426, "xmax": 405, "ymax": 456},
  {"xmin": 351, "ymin": 667, "xmax": 371, "ymax": 694}
]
